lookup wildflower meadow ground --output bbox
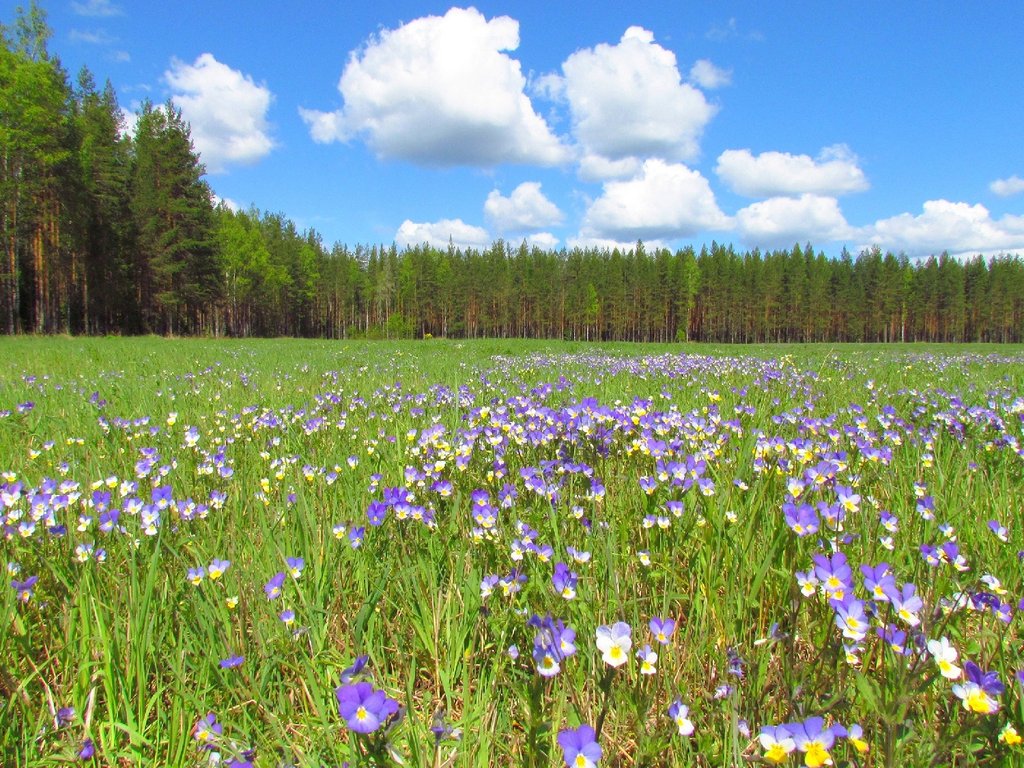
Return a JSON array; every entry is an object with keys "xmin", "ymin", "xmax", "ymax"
[{"xmin": 1, "ymin": 337, "xmax": 1023, "ymax": 767}]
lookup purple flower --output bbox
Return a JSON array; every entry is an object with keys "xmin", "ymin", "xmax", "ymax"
[
  {"xmin": 783, "ymin": 501, "xmax": 818, "ymax": 536},
  {"xmin": 77, "ymin": 738, "xmax": 95, "ymax": 760},
  {"xmin": 285, "ymin": 557, "xmax": 304, "ymax": 579},
  {"xmin": 557, "ymin": 723, "xmax": 601, "ymax": 768},
  {"xmin": 219, "ymin": 655, "xmax": 244, "ymax": 669},
  {"xmin": 264, "ymin": 572, "xmax": 285, "ymax": 600},
  {"xmin": 668, "ymin": 700, "xmax": 694, "ymax": 736},
  {"xmin": 11, "ymin": 574, "xmax": 38, "ymax": 603},
  {"xmin": 193, "ymin": 712, "xmax": 222, "ymax": 744},
  {"xmin": 552, "ymin": 562, "xmax": 578, "ymax": 600},
  {"xmin": 336, "ymin": 682, "xmax": 400, "ymax": 734},
  {"xmin": 649, "ymin": 616, "xmax": 676, "ymax": 645},
  {"xmin": 860, "ymin": 562, "xmax": 895, "ymax": 601},
  {"xmin": 366, "ymin": 500, "xmax": 388, "ymax": 526},
  {"xmin": 340, "ymin": 655, "xmax": 369, "ymax": 684}
]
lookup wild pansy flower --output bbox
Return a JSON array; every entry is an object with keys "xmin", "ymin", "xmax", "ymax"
[
  {"xmin": 999, "ymin": 723, "xmax": 1022, "ymax": 746},
  {"xmin": 557, "ymin": 724, "xmax": 601, "ymax": 768},
  {"xmin": 480, "ymin": 574, "xmax": 499, "ymax": 600},
  {"xmin": 340, "ymin": 655, "xmax": 369, "ymax": 684},
  {"xmin": 783, "ymin": 502, "xmax": 818, "ymax": 536},
  {"xmin": 758, "ymin": 724, "xmax": 796, "ymax": 765},
  {"xmin": 264, "ymin": 572, "xmax": 285, "ymax": 600},
  {"xmin": 10, "ymin": 574, "xmax": 38, "ymax": 604},
  {"xmin": 77, "ymin": 738, "xmax": 95, "ymax": 760},
  {"xmin": 846, "ymin": 723, "xmax": 869, "ymax": 754},
  {"xmin": 566, "ymin": 546, "xmax": 591, "ymax": 564},
  {"xmin": 939, "ymin": 542, "xmax": 968, "ymax": 571},
  {"xmin": 637, "ymin": 550, "xmax": 651, "ymax": 567},
  {"xmin": 988, "ymin": 519, "xmax": 1009, "ymax": 542},
  {"xmin": 788, "ymin": 717, "xmax": 837, "ymax": 768},
  {"xmin": 832, "ymin": 596, "xmax": 869, "ymax": 642},
  {"xmin": 636, "ymin": 644, "xmax": 657, "ymax": 675},
  {"xmin": 727, "ymin": 646, "xmax": 746, "ymax": 678},
  {"xmin": 220, "ymin": 655, "xmax": 244, "ymax": 669},
  {"xmin": 952, "ymin": 661, "xmax": 1004, "ymax": 714},
  {"xmin": 927, "ymin": 637, "xmax": 961, "ymax": 679},
  {"xmin": 596, "ymin": 622, "xmax": 631, "ymax": 667},
  {"xmin": 193, "ymin": 712, "xmax": 222, "ymax": 745},
  {"xmin": 795, "ymin": 569, "xmax": 819, "ymax": 597},
  {"xmin": 813, "ymin": 552, "xmax": 853, "ymax": 601},
  {"xmin": 885, "ymin": 582, "xmax": 924, "ymax": 627},
  {"xmin": 552, "ymin": 562, "xmax": 578, "ymax": 600},
  {"xmin": 348, "ymin": 527, "xmax": 365, "ymax": 548},
  {"xmin": 285, "ymin": 557, "xmax": 304, "ymax": 579},
  {"xmin": 279, "ymin": 609, "xmax": 295, "ymax": 626},
  {"xmin": 225, "ymin": 595, "xmax": 239, "ymax": 610},
  {"xmin": 668, "ymin": 700, "xmax": 694, "ymax": 736},
  {"xmin": 876, "ymin": 624, "xmax": 909, "ymax": 655},
  {"xmin": 530, "ymin": 614, "xmax": 576, "ymax": 678},
  {"xmin": 920, "ymin": 544, "xmax": 941, "ymax": 567},
  {"xmin": 187, "ymin": 566, "xmax": 205, "ymax": 586},
  {"xmin": 859, "ymin": 562, "xmax": 894, "ymax": 602},
  {"xmin": 208, "ymin": 559, "xmax": 230, "ymax": 580},
  {"xmin": 336, "ymin": 681, "xmax": 400, "ymax": 734},
  {"xmin": 649, "ymin": 616, "xmax": 676, "ymax": 645}
]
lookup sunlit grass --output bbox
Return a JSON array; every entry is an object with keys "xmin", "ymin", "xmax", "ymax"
[{"xmin": 1, "ymin": 338, "xmax": 1022, "ymax": 767}]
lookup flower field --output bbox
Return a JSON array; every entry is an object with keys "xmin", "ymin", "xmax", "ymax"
[{"xmin": 2, "ymin": 338, "xmax": 1023, "ymax": 767}]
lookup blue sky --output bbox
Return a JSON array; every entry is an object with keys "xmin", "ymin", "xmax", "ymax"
[{"xmin": 12, "ymin": 0, "xmax": 1024, "ymax": 257}]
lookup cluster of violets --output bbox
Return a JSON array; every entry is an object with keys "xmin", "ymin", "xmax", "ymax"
[{"xmin": 3, "ymin": 350, "xmax": 1024, "ymax": 763}]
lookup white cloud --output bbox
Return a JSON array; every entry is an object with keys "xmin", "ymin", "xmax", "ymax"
[
  {"xmin": 577, "ymin": 159, "xmax": 730, "ymax": 243},
  {"xmin": 484, "ymin": 182, "xmax": 563, "ymax": 232},
  {"xmin": 856, "ymin": 200, "xmax": 1024, "ymax": 258},
  {"xmin": 524, "ymin": 232, "xmax": 560, "ymax": 250},
  {"xmin": 553, "ymin": 26, "xmax": 716, "ymax": 169},
  {"xmin": 990, "ymin": 175, "xmax": 1024, "ymax": 197},
  {"xmin": 71, "ymin": 0, "xmax": 121, "ymax": 17},
  {"xmin": 300, "ymin": 7, "xmax": 568, "ymax": 167},
  {"xmin": 119, "ymin": 106, "xmax": 139, "ymax": 139},
  {"xmin": 716, "ymin": 145, "xmax": 868, "ymax": 197},
  {"xmin": 577, "ymin": 154, "xmax": 641, "ymax": 182},
  {"xmin": 689, "ymin": 59, "xmax": 731, "ymax": 89},
  {"xmin": 70, "ymin": 29, "xmax": 116, "ymax": 45},
  {"xmin": 395, "ymin": 218, "xmax": 491, "ymax": 250},
  {"xmin": 211, "ymin": 194, "xmax": 240, "ymax": 212},
  {"xmin": 735, "ymin": 194, "xmax": 850, "ymax": 247},
  {"xmin": 165, "ymin": 53, "xmax": 275, "ymax": 173}
]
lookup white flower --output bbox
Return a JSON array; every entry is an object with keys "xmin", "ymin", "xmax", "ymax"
[
  {"xmin": 926, "ymin": 636, "xmax": 961, "ymax": 680},
  {"xmin": 596, "ymin": 622, "xmax": 632, "ymax": 667}
]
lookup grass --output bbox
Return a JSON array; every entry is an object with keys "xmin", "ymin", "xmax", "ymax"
[{"xmin": 0, "ymin": 337, "xmax": 1023, "ymax": 767}]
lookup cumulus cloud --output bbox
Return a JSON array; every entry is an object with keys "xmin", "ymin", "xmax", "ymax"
[
  {"xmin": 211, "ymin": 194, "xmax": 241, "ymax": 212},
  {"xmin": 165, "ymin": 53, "xmax": 275, "ymax": 173},
  {"xmin": 735, "ymin": 194, "xmax": 850, "ymax": 248},
  {"xmin": 716, "ymin": 145, "xmax": 868, "ymax": 197},
  {"xmin": 577, "ymin": 154, "xmax": 641, "ymax": 182},
  {"xmin": 689, "ymin": 59, "xmax": 731, "ymax": 89},
  {"xmin": 300, "ymin": 7, "xmax": 568, "ymax": 167},
  {"xmin": 551, "ymin": 26, "xmax": 716, "ymax": 173},
  {"xmin": 71, "ymin": 0, "xmax": 121, "ymax": 17},
  {"xmin": 856, "ymin": 200, "xmax": 1024, "ymax": 258},
  {"xmin": 524, "ymin": 232, "xmax": 560, "ymax": 250},
  {"xmin": 484, "ymin": 182, "xmax": 564, "ymax": 233},
  {"xmin": 576, "ymin": 159, "xmax": 730, "ymax": 243},
  {"xmin": 990, "ymin": 175, "xmax": 1024, "ymax": 197},
  {"xmin": 395, "ymin": 218, "xmax": 491, "ymax": 250}
]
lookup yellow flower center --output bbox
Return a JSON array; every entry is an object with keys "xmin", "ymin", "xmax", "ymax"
[{"xmin": 804, "ymin": 742, "xmax": 832, "ymax": 767}]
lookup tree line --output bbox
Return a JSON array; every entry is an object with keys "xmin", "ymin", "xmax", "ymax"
[{"xmin": 3, "ymin": 4, "xmax": 1024, "ymax": 343}]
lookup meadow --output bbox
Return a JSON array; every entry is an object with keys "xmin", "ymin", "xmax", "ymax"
[{"xmin": 1, "ymin": 337, "xmax": 1023, "ymax": 767}]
